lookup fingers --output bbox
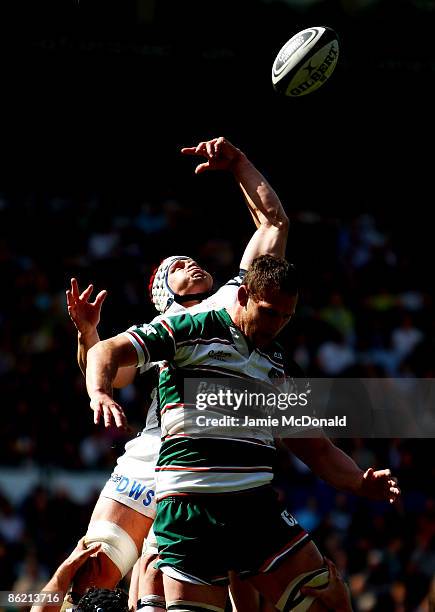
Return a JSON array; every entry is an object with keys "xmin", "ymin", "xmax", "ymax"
[
  {"xmin": 324, "ymin": 557, "xmax": 338, "ymax": 579},
  {"xmin": 388, "ymin": 482, "xmax": 401, "ymax": 503},
  {"xmin": 92, "ymin": 289, "xmax": 108, "ymax": 308},
  {"xmin": 74, "ymin": 542, "xmax": 102, "ymax": 567},
  {"xmin": 92, "ymin": 402, "xmax": 103, "ymax": 425},
  {"xmin": 180, "ymin": 146, "xmax": 196, "ymax": 155},
  {"xmin": 102, "ymin": 403, "xmax": 127, "ymax": 429},
  {"xmin": 195, "ymin": 161, "xmax": 211, "ymax": 174},
  {"xmin": 71, "ymin": 277, "xmax": 80, "ymax": 299},
  {"xmin": 300, "ymin": 586, "xmax": 318, "ymax": 597},
  {"xmin": 214, "ymin": 136, "xmax": 225, "ymax": 155},
  {"xmin": 365, "ymin": 467, "xmax": 400, "ymax": 503},
  {"xmin": 373, "ymin": 468, "xmax": 391, "ymax": 478},
  {"xmin": 80, "ymin": 284, "xmax": 94, "ymax": 302},
  {"xmin": 76, "ymin": 536, "xmax": 88, "ymax": 551},
  {"xmin": 363, "ymin": 467, "xmax": 374, "ymax": 480},
  {"xmin": 92, "ymin": 399, "xmax": 127, "ymax": 429},
  {"xmin": 66, "ymin": 289, "xmax": 73, "ymax": 308},
  {"xmin": 112, "ymin": 405, "xmax": 127, "ymax": 429},
  {"xmin": 181, "ymin": 139, "xmax": 220, "ymax": 158}
]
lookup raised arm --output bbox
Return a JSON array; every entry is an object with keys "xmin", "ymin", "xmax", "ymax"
[
  {"xmin": 66, "ymin": 278, "xmax": 136, "ymax": 388},
  {"xmin": 284, "ymin": 437, "xmax": 400, "ymax": 504},
  {"xmin": 30, "ymin": 539, "xmax": 101, "ymax": 612},
  {"xmin": 181, "ymin": 137, "xmax": 289, "ymax": 267}
]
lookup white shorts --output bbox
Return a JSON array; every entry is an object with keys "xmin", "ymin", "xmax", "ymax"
[{"xmin": 100, "ymin": 427, "xmax": 161, "ymax": 519}]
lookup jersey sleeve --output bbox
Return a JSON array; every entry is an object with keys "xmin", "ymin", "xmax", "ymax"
[
  {"xmin": 123, "ymin": 312, "xmax": 199, "ymax": 368},
  {"xmin": 224, "ymin": 269, "xmax": 247, "ymax": 287}
]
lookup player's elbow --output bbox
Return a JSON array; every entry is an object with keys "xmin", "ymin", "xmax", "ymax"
[
  {"xmin": 279, "ymin": 213, "xmax": 289, "ymax": 231},
  {"xmin": 261, "ymin": 213, "xmax": 289, "ymax": 232},
  {"xmin": 87, "ymin": 338, "xmax": 119, "ymax": 368}
]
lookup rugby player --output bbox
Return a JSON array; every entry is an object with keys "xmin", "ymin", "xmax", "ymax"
[
  {"xmin": 85, "ymin": 255, "xmax": 400, "ymax": 612},
  {"xmin": 65, "ymin": 137, "xmax": 290, "ymax": 610}
]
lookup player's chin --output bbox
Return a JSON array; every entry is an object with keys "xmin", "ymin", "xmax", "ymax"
[
  {"xmin": 192, "ymin": 275, "xmax": 212, "ymax": 290},
  {"xmin": 186, "ymin": 279, "xmax": 209, "ymax": 293}
]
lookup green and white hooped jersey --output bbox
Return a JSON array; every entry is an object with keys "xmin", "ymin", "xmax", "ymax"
[
  {"xmin": 124, "ymin": 306, "xmax": 299, "ymax": 500},
  {"xmin": 137, "ymin": 271, "xmax": 247, "ymax": 431}
]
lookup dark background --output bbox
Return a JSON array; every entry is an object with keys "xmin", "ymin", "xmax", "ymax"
[{"xmin": 0, "ymin": 1, "xmax": 434, "ymax": 610}]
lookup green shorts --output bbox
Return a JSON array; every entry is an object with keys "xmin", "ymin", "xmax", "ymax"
[{"xmin": 153, "ymin": 486, "xmax": 310, "ymax": 585}]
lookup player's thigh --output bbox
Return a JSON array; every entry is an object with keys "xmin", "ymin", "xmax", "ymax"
[
  {"xmin": 90, "ymin": 495, "xmax": 153, "ymax": 551},
  {"xmin": 248, "ymin": 539, "xmax": 324, "ymax": 607},
  {"xmin": 73, "ymin": 499, "xmax": 153, "ymax": 591},
  {"xmin": 163, "ymin": 574, "xmax": 228, "ymax": 611},
  {"xmin": 229, "ymin": 571, "xmax": 260, "ymax": 612},
  {"xmin": 138, "ymin": 528, "xmax": 164, "ymax": 598}
]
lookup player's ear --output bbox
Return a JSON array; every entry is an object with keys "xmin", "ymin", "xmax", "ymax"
[{"xmin": 238, "ymin": 285, "xmax": 249, "ymax": 307}]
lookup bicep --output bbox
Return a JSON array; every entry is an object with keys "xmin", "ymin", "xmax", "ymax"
[
  {"xmin": 239, "ymin": 225, "xmax": 288, "ymax": 270},
  {"xmin": 113, "ymin": 365, "xmax": 137, "ymax": 388}
]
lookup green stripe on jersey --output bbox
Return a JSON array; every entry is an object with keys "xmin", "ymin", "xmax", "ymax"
[
  {"xmin": 157, "ymin": 437, "xmax": 276, "ymax": 470},
  {"xmin": 125, "ymin": 307, "xmax": 299, "ymax": 496}
]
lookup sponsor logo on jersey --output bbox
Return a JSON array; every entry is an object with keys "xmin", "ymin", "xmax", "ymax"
[
  {"xmin": 208, "ymin": 350, "xmax": 232, "ymax": 361},
  {"xmin": 110, "ymin": 474, "xmax": 155, "ymax": 507},
  {"xmin": 281, "ymin": 510, "xmax": 298, "ymax": 527},
  {"xmin": 268, "ymin": 367, "xmax": 284, "ymax": 379}
]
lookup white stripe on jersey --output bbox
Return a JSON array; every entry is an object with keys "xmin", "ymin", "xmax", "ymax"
[{"xmin": 155, "ymin": 469, "xmax": 273, "ymax": 501}]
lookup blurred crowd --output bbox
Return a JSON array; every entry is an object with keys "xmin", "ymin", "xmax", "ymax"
[{"xmin": 0, "ymin": 190, "xmax": 434, "ymax": 610}]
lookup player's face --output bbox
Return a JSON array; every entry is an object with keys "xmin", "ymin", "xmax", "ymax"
[
  {"xmin": 244, "ymin": 292, "xmax": 297, "ymax": 348},
  {"xmin": 168, "ymin": 258, "xmax": 213, "ymax": 295}
]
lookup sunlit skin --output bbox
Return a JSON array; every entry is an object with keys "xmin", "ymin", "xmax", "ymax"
[
  {"xmin": 233, "ymin": 285, "xmax": 298, "ymax": 349},
  {"xmin": 167, "ymin": 258, "xmax": 213, "ymax": 297}
]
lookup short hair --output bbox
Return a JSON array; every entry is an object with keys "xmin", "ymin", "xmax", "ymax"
[
  {"xmin": 77, "ymin": 587, "xmax": 130, "ymax": 611},
  {"xmin": 244, "ymin": 255, "xmax": 298, "ymax": 301}
]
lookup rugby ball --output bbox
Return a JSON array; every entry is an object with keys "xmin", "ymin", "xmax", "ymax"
[{"xmin": 272, "ymin": 26, "xmax": 339, "ymax": 97}]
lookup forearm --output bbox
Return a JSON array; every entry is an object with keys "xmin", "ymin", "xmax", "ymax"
[
  {"xmin": 86, "ymin": 339, "xmax": 132, "ymax": 396},
  {"xmin": 77, "ymin": 329, "xmax": 100, "ymax": 376},
  {"xmin": 240, "ymin": 224, "xmax": 288, "ymax": 267},
  {"xmin": 285, "ymin": 437, "xmax": 364, "ymax": 495},
  {"xmin": 30, "ymin": 569, "xmax": 72, "ymax": 612},
  {"xmin": 232, "ymin": 154, "xmax": 288, "ymax": 229}
]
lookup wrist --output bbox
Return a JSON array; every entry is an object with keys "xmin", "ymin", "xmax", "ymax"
[
  {"xmin": 349, "ymin": 470, "xmax": 365, "ymax": 496},
  {"xmin": 50, "ymin": 567, "xmax": 72, "ymax": 592},
  {"xmin": 78, "ymin": 328, "xmax": 99, "ymax": 343},
  {"xmin": 229, "ymin": 151, "xmax": 249, "ymax": 174}
]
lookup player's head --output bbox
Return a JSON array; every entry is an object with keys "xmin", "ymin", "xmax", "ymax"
[
  {"xmin": 149, "ymin": 255, "xmax": 213, "ymax": 313},
  {"xmin": 237, "ymin": 255, "xmax": 298, "ymax": 347},
  {"xmin": 77, "ymin": 587, "xmax": 130, "ymax": 611}
]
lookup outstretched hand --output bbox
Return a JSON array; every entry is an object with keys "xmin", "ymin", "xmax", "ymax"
[
  {"xmin": 358, "ymin": 468, "xmax": 400, "ymax": 504},
  {"xmin": 60, "ymin": 537, "xmax": 102, "ymax": 576},
  {"xmin": 89, "ymin": 391, "xmax": 127, "ymax": 430},
  {"xmin": 181, "ymin": 136, "xmax": 244, "ymax": 174},
  {"xmin": 66, "ymin": 278, "xmax": 107, "ymax": 336}
]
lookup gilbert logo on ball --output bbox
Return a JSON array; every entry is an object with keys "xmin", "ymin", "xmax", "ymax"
[{"xmin": 272, "ymin": 26, "xmax": 339, "ymax": 97}]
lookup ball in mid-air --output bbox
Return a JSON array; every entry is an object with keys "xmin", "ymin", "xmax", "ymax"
[{"xmin": 272, "ymin": 26, "xmax": 339, "ymax": 97}]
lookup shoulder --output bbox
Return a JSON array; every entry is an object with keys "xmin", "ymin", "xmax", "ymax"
[
  {"xmin": 164, "ymin": 307, "xmax": 230, "ymax": 338},
  {"xmin": 192, "ymin": 270, "xmax": 247, "ymax": 313},
  {"xmin": 273, "ymin": 342, "xmax": 306, "ymax": 378}
]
